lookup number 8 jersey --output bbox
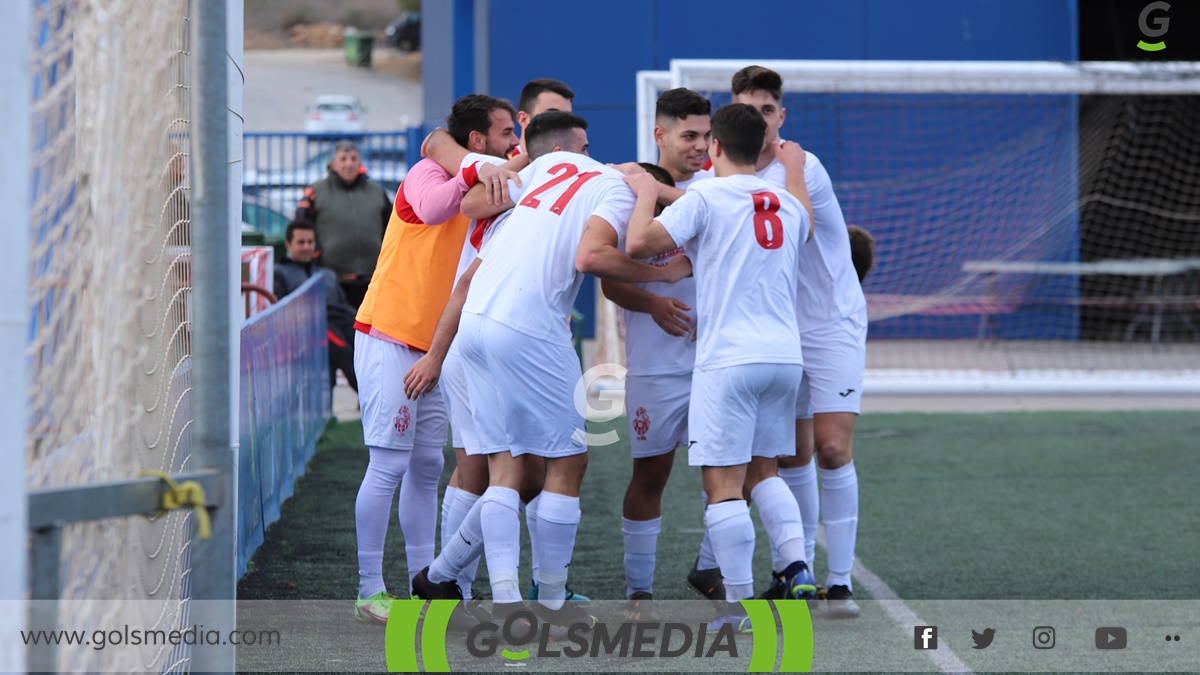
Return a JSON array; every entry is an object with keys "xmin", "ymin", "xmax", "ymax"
[
  {"xmin": 655, "ymin": 174, "xmax": 808, "ymax": 371},
  {"xmin": 463, "ymin": 151, "xmax": 637, "ymax": 344}
]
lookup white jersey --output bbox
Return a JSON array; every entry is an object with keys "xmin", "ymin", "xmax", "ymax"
[
  {"xmin": 464, "ymin": 151, "xmax": 637, "ymax": 343},
  {"xmin": 656, "ymin": 174, "xmax": 806, "ymax": 371},
  {"xmin": 622, "ymin": 170, "xmax": 709, "ymax": 377},
  {"xmin": 758, "ymin": 147, "xmax": 867, "ymax": 330}
]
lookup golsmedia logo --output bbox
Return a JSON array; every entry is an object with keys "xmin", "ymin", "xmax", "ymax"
[
  {"xmin": 385, "ymin": 600, "xmax": 813, "ymax": 672},
  {"xmin": 1138, "ymin": 1, "xmax": 1171, "ymax": 51}
]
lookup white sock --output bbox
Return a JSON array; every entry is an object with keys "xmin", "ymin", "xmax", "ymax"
[
  {"xmin": 622, "ymin": 517, "xmax": 661, "ymax": 597},
  {"xmin": 480, "ymin": 486, "xmax": 522, "ymax": 603},
  {"xmin": 705, "ymin": 500, "xmax": 755, "ymax": 602},
  {"xmin": 398, "ymin": 444, "xmax": 445, "ymax": 583},
  {"xmin": 779, "ymin": 461, "xmax": 819, "ymax": 568},
  {"xmin": 534, "ymin": 492, "xmax": 581, "ymax": 610},
  {"xmin": 451, "ymin": 490, "xmax": 482, "ymax": 599},
  {"xmin": 820, "ymin": 461, "xmax": 859, "ymax": 590},
  {"xmin": 429, "ymin": 485, "xmax": 484, "ymax": 586},
  {"xmin": 696, "ymin": 490, "xmax": 719, "ymax": 570},
  {"xmin": 356, "ymin": 447, "xmax": 410, "ymax": 598},
  {"xmin": 750, "ymin": 477, "xmax": 807, "ymax": 569},
  {"xmin": 525, "ymin": 494, "xmax": 542, "ymax": 585},
  {"xmin": 440, "ymin": 486, "xmax": 459, "ymax": 552}
]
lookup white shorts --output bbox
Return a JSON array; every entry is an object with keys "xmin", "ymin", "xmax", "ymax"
[
  {"xmin": 458, "ymin": 312, "xmax": 586, "ymax": 458},
  {"xmin": 442, "ymin": 342, "xmax": 479, "ymax": 453},
  {"xmin": 355, "ymin": 333, "xmax": 448, "ymax": 451},
  {"xmin": 626, "ymin": 373, "xmax": 691, "ymax": 459},
  {"xmin": 796, "ymin": 311, "xmax": 867, "ymax": 419},
  {"xmin": 687, "ymin": 363, "xmax": 803, "ymax": 467}
]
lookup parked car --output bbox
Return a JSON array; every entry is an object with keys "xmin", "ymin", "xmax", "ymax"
[
  {"xmin": 304, "ymin": 95, "xmax": 367, "ymax": 135},
  {"xmin": 385, "ymin": 12, "xmax": 421, "ymax": 51}
]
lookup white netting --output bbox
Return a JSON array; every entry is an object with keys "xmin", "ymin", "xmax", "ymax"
[
  {"xmin": 27, "ymin": 0, "xmax": 194, "ymax": 671},
  {"xmin": 633, "ymin": 61, "xmax": 1200, "ymax": 393}
]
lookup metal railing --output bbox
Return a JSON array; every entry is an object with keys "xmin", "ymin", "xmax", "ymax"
[{"xmin": 243, "ymin": 131, "xmax": 410, "ymax": 238}]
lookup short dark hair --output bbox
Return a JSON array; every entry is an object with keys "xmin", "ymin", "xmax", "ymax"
[
  {"xmin": 446, "ymin": 94, "xmax": 517, "ymax": 148},
  {"xmin": 847, "ymin": 225, "xmax": 876, "ymax": 283},
  {"xmin": 518, "ymin": 78, "xmax": 576, "ymax": 114},
  {"xmin": 524, "ymin": 111, "xmax": 588, "ymax": 159},
  {"xmin": 286, "ymin": 219, "xmax": 314, "ymax": 243},
  {"xmin": 332, "ymin": 139, "xmax": 359, "ymax": 155},
  {"xmin": 655, "ymin": 88, "xmax": 711, "ymax": 124},
  {"xmin": 638, "ymin": 162, "xmax": 676, "ymax": 188},
  {"xmin": 731, "ymin": 65, "xmax": 783, "ymax": 102},
  {"xmin": 710, "ymin": 104, "xmax": 765, "ymax": 166}
]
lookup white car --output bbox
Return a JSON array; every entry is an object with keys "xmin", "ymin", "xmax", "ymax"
[{"xmin": 304, "ymin": 95, "xmax": 367, "ymax": 135}]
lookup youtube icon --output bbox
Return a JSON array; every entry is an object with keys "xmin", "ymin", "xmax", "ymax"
[{"xmin": 1096, "ymin": 627, "xmax": 1128, "ymax": 650}]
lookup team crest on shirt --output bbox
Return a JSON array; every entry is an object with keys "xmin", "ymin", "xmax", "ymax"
[
  {"xmin": 633, "ymin": 406, "xmax": 650, "ymax": 440},
  {"xmin": 393, "ymin": 405, "xmax": 411, "ymax": 435}
]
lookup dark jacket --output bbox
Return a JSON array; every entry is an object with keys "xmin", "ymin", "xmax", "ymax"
[
  {"xmin": 274, "ymin": 258, "xmax": 358, "ymax": 331},
  {"xmin": 294, "ymin": 169, "xmax": 392, "ymax": 279}
]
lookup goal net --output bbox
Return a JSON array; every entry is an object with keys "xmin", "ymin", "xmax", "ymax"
[
  {"xmin": 634, "ymin": 60, "xmax": 1200, "ymax": 394},
  {"xmin": 26, "ymin": 0, "xmax": 198, "ymax": 670}
]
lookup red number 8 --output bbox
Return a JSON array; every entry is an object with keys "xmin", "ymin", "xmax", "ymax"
[{"xmin": 751, "ymin": 191, "xmax": 784, "ymax": 250}]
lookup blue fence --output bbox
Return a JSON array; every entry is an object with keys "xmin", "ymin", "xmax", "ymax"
[
  {"xmin": 237, "ymin": 274, "xmax": 331, "ymax": 578},
  {"xmin": 243, "ymin": 131, "xmax": 409, "ymax": 239}
]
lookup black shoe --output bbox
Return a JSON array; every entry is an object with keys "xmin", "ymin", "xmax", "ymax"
[
  {"xmin": 533, "ymin": 600, "xmax": 596, "ymax": 637},
  {"xmin": 446, "ymin": 602, "xmax": 484, "ymax": 633},
  {"xmin": 687, "ymin": 559, "xmax": 725, "ymax": 603},
  {"xmin": 487, "ymin": 595, "xmax": 530, "ymax": 624},
  {"xmin": 621, "ymin": 591, "xmax": 660, "ymax": 623},
  {"xmin": 461, "ymin": 598, "xmax": 492, "ymax": 623},
  {"xmin": 759, "ymin": 570, "xmax": 787, "ymax": 600},
  {"xmin": 411, "ymin": 566, "xmax": 464, "ymax": 600},
  {"xmin": 824, "ymin": 585, "xmax": 861, "ymax": 619}
]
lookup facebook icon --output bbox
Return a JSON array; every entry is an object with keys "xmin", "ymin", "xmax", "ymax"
[{"xmin": 915, "ymin": 626, "xmax": 939, "ymax": 650}]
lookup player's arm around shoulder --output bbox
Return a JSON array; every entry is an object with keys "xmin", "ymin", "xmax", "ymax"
[
  {"xmin": 459, "ymin": 158, "xmax": 529, "ymax": 221},
  {"xmin": 776, "ymin": 141, "xmax": 815, "ymax": 242},
  {"xmin": 623, "ymin": 173, "xmax": 682, "ymax": 259}
]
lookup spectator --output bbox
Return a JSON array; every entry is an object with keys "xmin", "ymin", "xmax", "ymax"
[
  {"xmin": 275, "ymin": 220, "xmax": 358, "ymax": 395},
  {"xmin": 295, "ymin": 140, "xmax": 393, "ymax": 308}
]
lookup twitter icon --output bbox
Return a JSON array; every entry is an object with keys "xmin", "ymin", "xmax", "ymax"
[{"xmin": 972, "ymin": 628, "xmax": 997, "ymax": 649}]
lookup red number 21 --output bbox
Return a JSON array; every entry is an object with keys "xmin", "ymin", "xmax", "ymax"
[
  {"xmin": 520, "ymin": 163, "xmax": 601, "ymax": 215},
  {"xmin": 751, "ymin": 191, "xmax": 784, "ymax": 250}
]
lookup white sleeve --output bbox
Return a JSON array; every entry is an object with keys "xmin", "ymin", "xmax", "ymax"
[
  {"xmin": 506, "ymin": 162, "xmax": 538, "ymax": 205},
  {"xmin": 804, "ymin": 153, "xmax": 846, "ymax": 229},
  {"xmin": 589, "ymin": 181, "xmax": 638, "ymax": 240},
  {"xmin": 656, "ymin": 189, "xmax": 707, "ymax": 248}
]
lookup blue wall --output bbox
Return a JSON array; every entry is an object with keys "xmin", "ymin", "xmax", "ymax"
[
  {"xmin": 485, "ymin": 0, "xmax": 1076, "ymax": 163},
  {"xmin": 430, "ymin": 0, "xmax": 1082, "ymax": 339}
]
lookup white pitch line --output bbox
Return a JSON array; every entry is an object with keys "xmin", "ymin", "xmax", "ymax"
[{"xmin": 816, "ymin": 529, "xmax": 973, "ymax": 674}]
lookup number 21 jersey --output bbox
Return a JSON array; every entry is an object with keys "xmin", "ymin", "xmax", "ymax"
[{"xmin": 464, "ymin": 151, "xmax": 637, "ymax": 343}]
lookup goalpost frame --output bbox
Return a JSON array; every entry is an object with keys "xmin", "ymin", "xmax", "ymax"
[{"xmin": 635, "ymin": 59, "xmax": 1200, "ymax": 396}]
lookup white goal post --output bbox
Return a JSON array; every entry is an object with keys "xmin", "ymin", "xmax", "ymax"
[{"xmin": 633, "ymin": 59, "xmax": 1200, "ymax": 396}]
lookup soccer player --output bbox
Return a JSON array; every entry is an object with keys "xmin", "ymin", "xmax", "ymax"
[
  {"xmin": 731, "ymin": 65, "xmax": 869, "ymax": 618},
  {"xmin": 625, "ymin": 103, "xmax": 815, "ymax": 630},
  {"xmin": 413, "ymin": 112, "xmax": 690, "ymax": 628},
  {"xmin": 515, "ymin": 79, "xmax": 575, "ymax": 156},
  {"xmin": 600, "ymin": 88, "xmax": 713, "ymax": 617},
  {"xmin": 349, "ymin": 93, "xmax": 520, "ymax": 626},
  {"xmin": 414, "ymin": 78, "xmax": 591, "ymax": 605}
]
